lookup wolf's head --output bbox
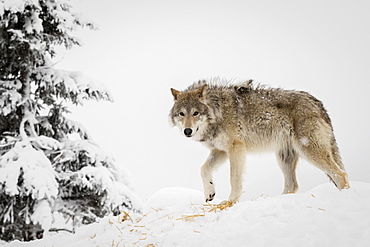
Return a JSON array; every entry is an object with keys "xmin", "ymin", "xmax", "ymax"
[{"xmin": 169, "ymin": 84, "xmax": 209, "ymax": 139}]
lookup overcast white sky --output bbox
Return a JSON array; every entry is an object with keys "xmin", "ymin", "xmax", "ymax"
[{"xmin": 58, "ymin": 0, "xmax": 370, "ymax": 200}]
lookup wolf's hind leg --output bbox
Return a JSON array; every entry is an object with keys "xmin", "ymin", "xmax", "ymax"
[
  {"xmin": 276, "ymin": 147, "xmax": 299, "ymax": 194},
  {"xmin": 201, "ymin": 149, "xmax": 228, "ymax": 202}
]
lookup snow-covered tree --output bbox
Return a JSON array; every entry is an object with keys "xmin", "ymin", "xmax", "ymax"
[{"xmin": 0, "ymin": 0, "xmax": 142, "ymax": 242}]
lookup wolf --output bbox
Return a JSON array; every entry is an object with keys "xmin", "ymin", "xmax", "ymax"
[{"xmin": 169, "ymin": 79, "xmax": 350, "ymax": 203}]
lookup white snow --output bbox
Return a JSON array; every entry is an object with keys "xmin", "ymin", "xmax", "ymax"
[
  {"xmin": 35, "ymin": 67, "xmax": 113, "ymax": 103},
  {"xmin": 0, "ymin": 141, "xmax": 58, "ymax": 233},
  {"xmin": 24, "ymin": 9, "xmax": 43, "ymax": 34},
  {"xmin": 3, "ymin": 181, "xmax": 370, "ymax": 247},
  {"xmin": 31, "ymin": 200, "xmax": 53, "ymax": 230},
  {"xmin": 0, "ymin": 141, "xmax": 58, "ymax": 200},
  {"xmin": 0, "ymin": 90, "xmax": 22, "ymax": 116},
  {"xmin": 0, "ymin": 0, "xmax": 25, "ymax": 15}
]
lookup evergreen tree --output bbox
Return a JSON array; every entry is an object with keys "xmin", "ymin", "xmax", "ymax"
[{"xmin": 0, "ymin": 0, "xmax": 142, "ymax": 242}]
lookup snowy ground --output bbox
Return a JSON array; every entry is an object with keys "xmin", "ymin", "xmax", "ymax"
[{"xmin": 3, "ymin": 181, "xmax": 370, "ymax": 247}]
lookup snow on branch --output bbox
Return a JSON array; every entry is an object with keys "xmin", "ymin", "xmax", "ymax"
[
  {"xmin": 0, "ymin": 140, "xmax": 59, "ymax": 231},
  {"xmin": 0, "ymin": 0, "xmax": 95, "ymax": 32},
  {"xmin": 53, "ymin": 140, "xmax": 113, "ymax": 169},
  {"xmin": 0, "ymin": 0, "xmax": 26, "ymax": 15},
  {"xmin": 0, "ymin": 141, "xmax": 58, "ymax": 200},
  {"xmin": 30, "ymin": 135, "xmax": 63, "ymax": 151},
  {"xmin": 0, "ymin": 79, "xmax": 22, "ymax": 90},
  {"xmin": 0, "ymin": 79, "xmax": 23, "ymax": 117},
  {"xmin": 34, "ymin": 68, "xmax": 113, "ymax": 105},
  {"xmin": 0, "ymin": 89, "xmax": 22, "ymax": 116},
  {"xmin": 64, "ymin": 118, "xmax": 91, "ymax": 139}
]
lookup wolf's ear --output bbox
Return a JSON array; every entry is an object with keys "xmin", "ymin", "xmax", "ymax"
[
  {"xmin": 171, "ymin": 88, "xmax": 181, "ymax": 100},
  {"xmin": 196, "ymin": 84, "xmax": 208, "ymax": 100}
]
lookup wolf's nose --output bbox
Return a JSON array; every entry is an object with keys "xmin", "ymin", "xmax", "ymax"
[{"xmin": 184, "ymin": 128, "xmax": 193, "ymax": 137}]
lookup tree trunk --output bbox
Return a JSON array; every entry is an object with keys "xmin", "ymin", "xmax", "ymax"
[{"xmin": 19, "ymin": 70, "xmax": 37, "ymax": 140}]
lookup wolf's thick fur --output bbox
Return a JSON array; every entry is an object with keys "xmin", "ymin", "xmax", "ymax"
[{"xmin": 169, "ymin": 79, "xmax": 349, "ymax": 203}]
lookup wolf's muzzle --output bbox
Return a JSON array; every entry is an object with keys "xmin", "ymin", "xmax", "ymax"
[{"xmin": 184, "ymin": 128, "xmax": 193, "ymax": 137}]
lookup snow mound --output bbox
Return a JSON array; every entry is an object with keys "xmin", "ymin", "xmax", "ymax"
[
  {"xmin": 4, "ymin": 181, "xmax": 370, "ymax": 247},
  {"xmin": 145, "ymin": 187, "xmax": 205, "ymax": 212}
]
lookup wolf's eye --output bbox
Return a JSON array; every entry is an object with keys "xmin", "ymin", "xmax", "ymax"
[
  {"xmin": 193, "ymin": 111, "xmax": 199, "ymax": 116},
  {"xmin": 179, "ymin": 112, "xmax": 185, "ymax": 116}
]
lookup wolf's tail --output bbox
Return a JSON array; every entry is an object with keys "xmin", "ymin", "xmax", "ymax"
[{"xmin": 331, "ymin": 136, "xmax": 345, "ymax": 171}]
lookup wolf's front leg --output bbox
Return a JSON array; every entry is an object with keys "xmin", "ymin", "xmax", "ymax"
[
  {"xmin": 228, "ymin": 142, "xmax": 247, "ymax": 203},
  {"xmin": 201, "ymin": 149, "xmax": 228, "ymax": 202}
]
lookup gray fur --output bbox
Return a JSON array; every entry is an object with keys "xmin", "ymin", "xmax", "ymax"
[{"xmin": 170, "ymin": 79, "xmax": 349, "ymax": 203}]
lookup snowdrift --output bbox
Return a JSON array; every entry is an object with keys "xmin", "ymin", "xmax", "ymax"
[{"xmin": 4, "ymin": 181, "xmax": 370, "ymax": 247}]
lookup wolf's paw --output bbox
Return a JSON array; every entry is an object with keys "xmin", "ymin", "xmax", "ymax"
[
  {"xmin": 204, "ymin": 181, "xmax": 216, "ymax": 202},
  {"xmin": 205, "ymin": 193, "xmax": 215, "ymax": 202},
  {"xmin": 220, "ymin": 200, "xmax": 235, "ymax": 207}
]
